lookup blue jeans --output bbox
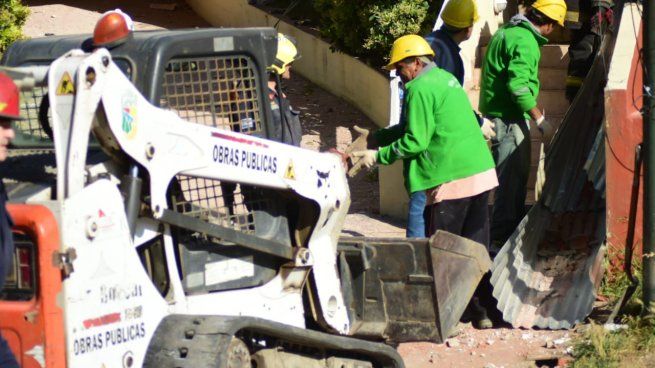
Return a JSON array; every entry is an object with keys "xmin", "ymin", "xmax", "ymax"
[
  {"xmin": 0, "ymin": 334, "xmax": 18, "ymax": 368},
  {"xmin": 407, "ymin": 191, "xmax": 426, "ymax": 238}
]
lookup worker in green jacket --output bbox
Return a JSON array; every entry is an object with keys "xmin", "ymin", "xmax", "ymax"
[
  {"xmin": 353, "ymin": 36, "xmax": 499, "ymax": 327},
  {"xmin": 479, "ymin": 0, "xmax": 566, "ymax": 249}
]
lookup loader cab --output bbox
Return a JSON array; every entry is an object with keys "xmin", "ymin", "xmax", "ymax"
[
  {"xmin": 1, "ymin": 28, "xmax": 278, "ymax": 149},
  {"xmin": 0, "ymin": 30, "xmax": 283, "ymax": 234}
]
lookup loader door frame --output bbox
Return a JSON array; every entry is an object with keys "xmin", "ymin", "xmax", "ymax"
[{"xmin": 0, "ymin": 204, "xmax": 65, "ymax": 367}]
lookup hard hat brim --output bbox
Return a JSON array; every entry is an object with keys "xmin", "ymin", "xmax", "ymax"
[
  {"xmin": 0, "ymin": 112, "xmax": 24, "ymax": 121},
  {"xmin": 383, "ymin": 62, "xmax": 396, "ymax": 71},
  {"xmin": 93, "ymin": 32, "xmax": 133, "ymax": 49}
]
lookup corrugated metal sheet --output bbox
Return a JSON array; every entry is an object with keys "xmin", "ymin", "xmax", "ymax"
[
  {"xmin": 584, "ymin": 126, "xmax": 606, "ymax": 195},
  {"xmin": 490, "ymin": 2, "xmax": 625, "ymax": 329},
  {"xmin": 491, "ymin": 202, "xmax": 606, "ymax": 329}
]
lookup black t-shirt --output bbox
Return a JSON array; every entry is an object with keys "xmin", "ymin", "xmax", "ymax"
[
  {"xmin": 0, "ymin": 181, "xmax": 13, "ymax": 290},
  {"xmin": 270, "ymin": 88, "xmax": 302, "ymax": 147}
]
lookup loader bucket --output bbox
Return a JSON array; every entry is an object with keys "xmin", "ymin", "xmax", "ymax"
[{"xmin": 338, "ymin": 230, "xmax": 492, "ymax": 343}]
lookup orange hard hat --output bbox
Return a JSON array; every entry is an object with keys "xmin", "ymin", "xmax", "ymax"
[
  {"xmin": 0, "ymin": 72, "xmax": 23, "ymax": 121},
  {"xmin": 93, "ymin": 9, "xmax": 134, "ymax": 48}
]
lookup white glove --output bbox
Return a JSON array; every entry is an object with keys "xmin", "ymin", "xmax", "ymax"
[
  {"xmin": 350, "ymin": 149, "xmax": 378, "ymax": 169},
  {"xmin": 481, "ymin": 118, "xmax": 496, "ymax": 140},
  {"xmin": 536, "ymin": 116, "xmax": 556, "ymax": 144},
  {"xmin": 535, "ymin": 143, "xmax": 546, "ymax": 201}
]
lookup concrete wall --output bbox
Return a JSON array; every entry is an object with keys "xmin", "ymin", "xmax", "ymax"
[
  {"xmin": 185, "ymin": 0, "xmax": 503, "ymax": 220},
  {"xmin": 185, "ymin": 0, "xmax": 390, "ymax": 128}
]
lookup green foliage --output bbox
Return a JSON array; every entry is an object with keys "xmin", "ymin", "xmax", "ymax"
[
  {"xmin": 572, "ymin": 317, "xmax": 655, "ymax": 368},
  {"xmin": 0, "ymin": 0, "xmax": 29, "ymax": 54},
  {"xmin": 313, "ymin": 0, "xmax": 441, "ymax": 67},
  {"xmin": 571, "ymin": 256, "xmax": 655, "ymax": 367},
  {"xmin": 599, "ymin": 256, "xmax": 643, "ymax": 315}
]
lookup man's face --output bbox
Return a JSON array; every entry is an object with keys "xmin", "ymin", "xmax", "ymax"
[
  {"xmin": 395, "ymin": 59, "xmax": 421, "ymax": 83},
  {"xmin": 541, "ymin": 23, "xmax": 555, "ymax": 35},
  {"xmin": 0, "ymin": 119, "xmax": 14, "ymax": 162},
  {"xmin": 282, "ymin": 65, "xmax": 292, "ymax": 80},
  {"xmin": 465, "ymin": 26, "xmax": 474, "ymax": 40}
]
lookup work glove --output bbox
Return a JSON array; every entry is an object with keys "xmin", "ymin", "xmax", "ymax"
[
  {"xmin": 346, "ymin": 125, "xmax": 372, "ymax": 177},
  {"xmin": 536, "ymin": 117, "xmax": 556, "ymax": 145},
  {"xmin": 535, "ymin": 143, "xmax": 546, "ymax": 202},
  {"xmin": 481, "ymin": 118, "xmax": 496, "ymax": 140},
  {"xmin": 349, "ymin": 149, "xmax": 378, "ymax": 174}
]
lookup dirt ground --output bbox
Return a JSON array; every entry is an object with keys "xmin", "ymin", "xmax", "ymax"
[{"xmin": 22, "ymin": 1, "xmax": 576, "ymax": 366}]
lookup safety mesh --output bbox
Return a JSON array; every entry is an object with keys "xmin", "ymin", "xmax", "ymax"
[
  {"xmin": 17, "ymin": 87, "xmax": 51, "ymax": 141},
  {"xmin": 170, "ymin": 178, "xmax": 273, "ymax": 235},
  {"xmin": 160, "ymin": 55, "xmax": 262, "ymax": 134},
  {"xmin": 161, "ymin": 55, "xmax": 268, "ymax": 235}
]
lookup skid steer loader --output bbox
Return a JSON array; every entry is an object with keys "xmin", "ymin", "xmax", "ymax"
[{"xmin": 0, "ymin": 28, "xmax": 491, "ymax": 368}]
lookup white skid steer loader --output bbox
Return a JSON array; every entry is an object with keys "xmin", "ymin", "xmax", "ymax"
[{"xmin": 0, "ymin": 28, "xmax": 490, "ymax": 368}]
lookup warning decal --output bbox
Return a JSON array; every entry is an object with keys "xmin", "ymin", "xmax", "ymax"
[
  {"xmin": 56, "ymin": 72, "xmax": 75, "ymax": 95},
  {"xmin": 284, "ymin": 160, "xmax": 295, "ymax": 180}
]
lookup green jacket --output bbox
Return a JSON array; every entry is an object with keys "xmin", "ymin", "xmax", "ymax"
[
  {"xmin": 479, "ymin": 14, "xmax": 549, "ymax": 120},
  {"xmin": 375, "ymin": 64, "xmax": 495, "ymax": 194}
]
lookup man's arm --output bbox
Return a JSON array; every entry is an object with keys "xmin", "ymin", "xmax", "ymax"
[
  {"xmin": 373, "ymin": 123, "xmax": 404, "ymax": 148},
  {"xmin": 507, "ymin": 46, "xmax": 556, "ymax": 142},
  {"xmin": 506, "ymin": 44, "xmax": 540, "ymax": 114},
  {"xmin": 527, "ymin": 106, "xmax": 544, "ymax": 121},
  {"xmin": 377, "ymin": 88, "xmax": 435, "ymax": 165}
]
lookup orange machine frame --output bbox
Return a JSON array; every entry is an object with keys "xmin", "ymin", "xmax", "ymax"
[{"xmin": 0, "ymin": 204, "xmax": 66, "ymax": 367}]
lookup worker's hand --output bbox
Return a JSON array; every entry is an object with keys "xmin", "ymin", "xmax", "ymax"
[
  {"xmin": 481, "ymin": 118, "xmax": 496, "ymax": 140},
  {"xmin": 537, "ymin": 118, "xmax": 556, "ymax": 145},
  {"xmin": 346, "ymin": 126, "xmax": 374, "ymax": 177},
  {"xmin": 349, "ymin": 149, "xmax": 378, "ymax": 176}
]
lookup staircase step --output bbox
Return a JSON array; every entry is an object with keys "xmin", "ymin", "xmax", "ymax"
[
  {"xmin": 540, "ymin": 44, "xmax": 570, "ymax": 68},
  {"xmin": 537, "ymin": 90, "xmax": 569, "ymax": 116},
  {"xmin": 467, "ymin": 89, "xmax": 569, "ymax": 116},
  {"xmin": 478, "ymin": 44, "xmax": 569, "ymax": 69},
  {"xmin": 470, "ymin": 67, "xmax": 567, "ymax": 91},
  {"xmin": 538, "ymin": 67, "xmax": 567, "ymax": 90}
]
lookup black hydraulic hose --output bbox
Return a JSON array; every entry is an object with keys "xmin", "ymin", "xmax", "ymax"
[
  {"xmin": 608, "ymin": 144, "xmax": 642, "ymax": 323},
  {"xmin": 626, "ymin": 145, "xmax": 643, "ymax": 288},
  {"xmin": 121, "ymin": 164, "xmax": 142, "ymax": 237},
  {"xmin": 274, "ymin": 73, "xmax": 295, "ymax": 144},
  {"xmin": 643, "ymin": 0, "xmax": 655, "ymax": 315}
]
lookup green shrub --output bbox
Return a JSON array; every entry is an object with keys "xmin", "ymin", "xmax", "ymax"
[
  {"xmin": 0, "ymin": 0, "xmax": 29, "ymax": 54},
  {"xmin": 313, "ymin": 0, "xmax": 441, "ymax": 68}
]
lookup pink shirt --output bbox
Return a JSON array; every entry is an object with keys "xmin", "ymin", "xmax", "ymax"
[{"xmin": 425, "ymin": 168, "xmax": 498, "ymax": 205}]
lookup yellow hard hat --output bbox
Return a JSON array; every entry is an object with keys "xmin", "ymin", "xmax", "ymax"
[
  {"xmin": 385, "ymin": 35, "xmax": 435, "ymax": 70},
  {"xmin": 441, "ymin": 0, "xmax": 480, "ymax": 29},
  {"xmin": 532, "ymin": 0, "xmax": 567, "ymax": 27},
  {"xmin": 270, "ymin": 33, "xmax": 300, "ymax": 75}
]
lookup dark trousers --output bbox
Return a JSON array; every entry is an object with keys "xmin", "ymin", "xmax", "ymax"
[
  {"xmin": 424, "ymin": 189, "xmax": 496, "ymax": 322},
  {"xmin": 423, "ymin": 190, "xmax": 491, "ymax": 247},
  {"xmin": 0, "ymin": 334, "xmax": 18, "ymax": 368},
  {"xmin": 490, "ymin": 118, "xmax": 531, "ymax": 245}
]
